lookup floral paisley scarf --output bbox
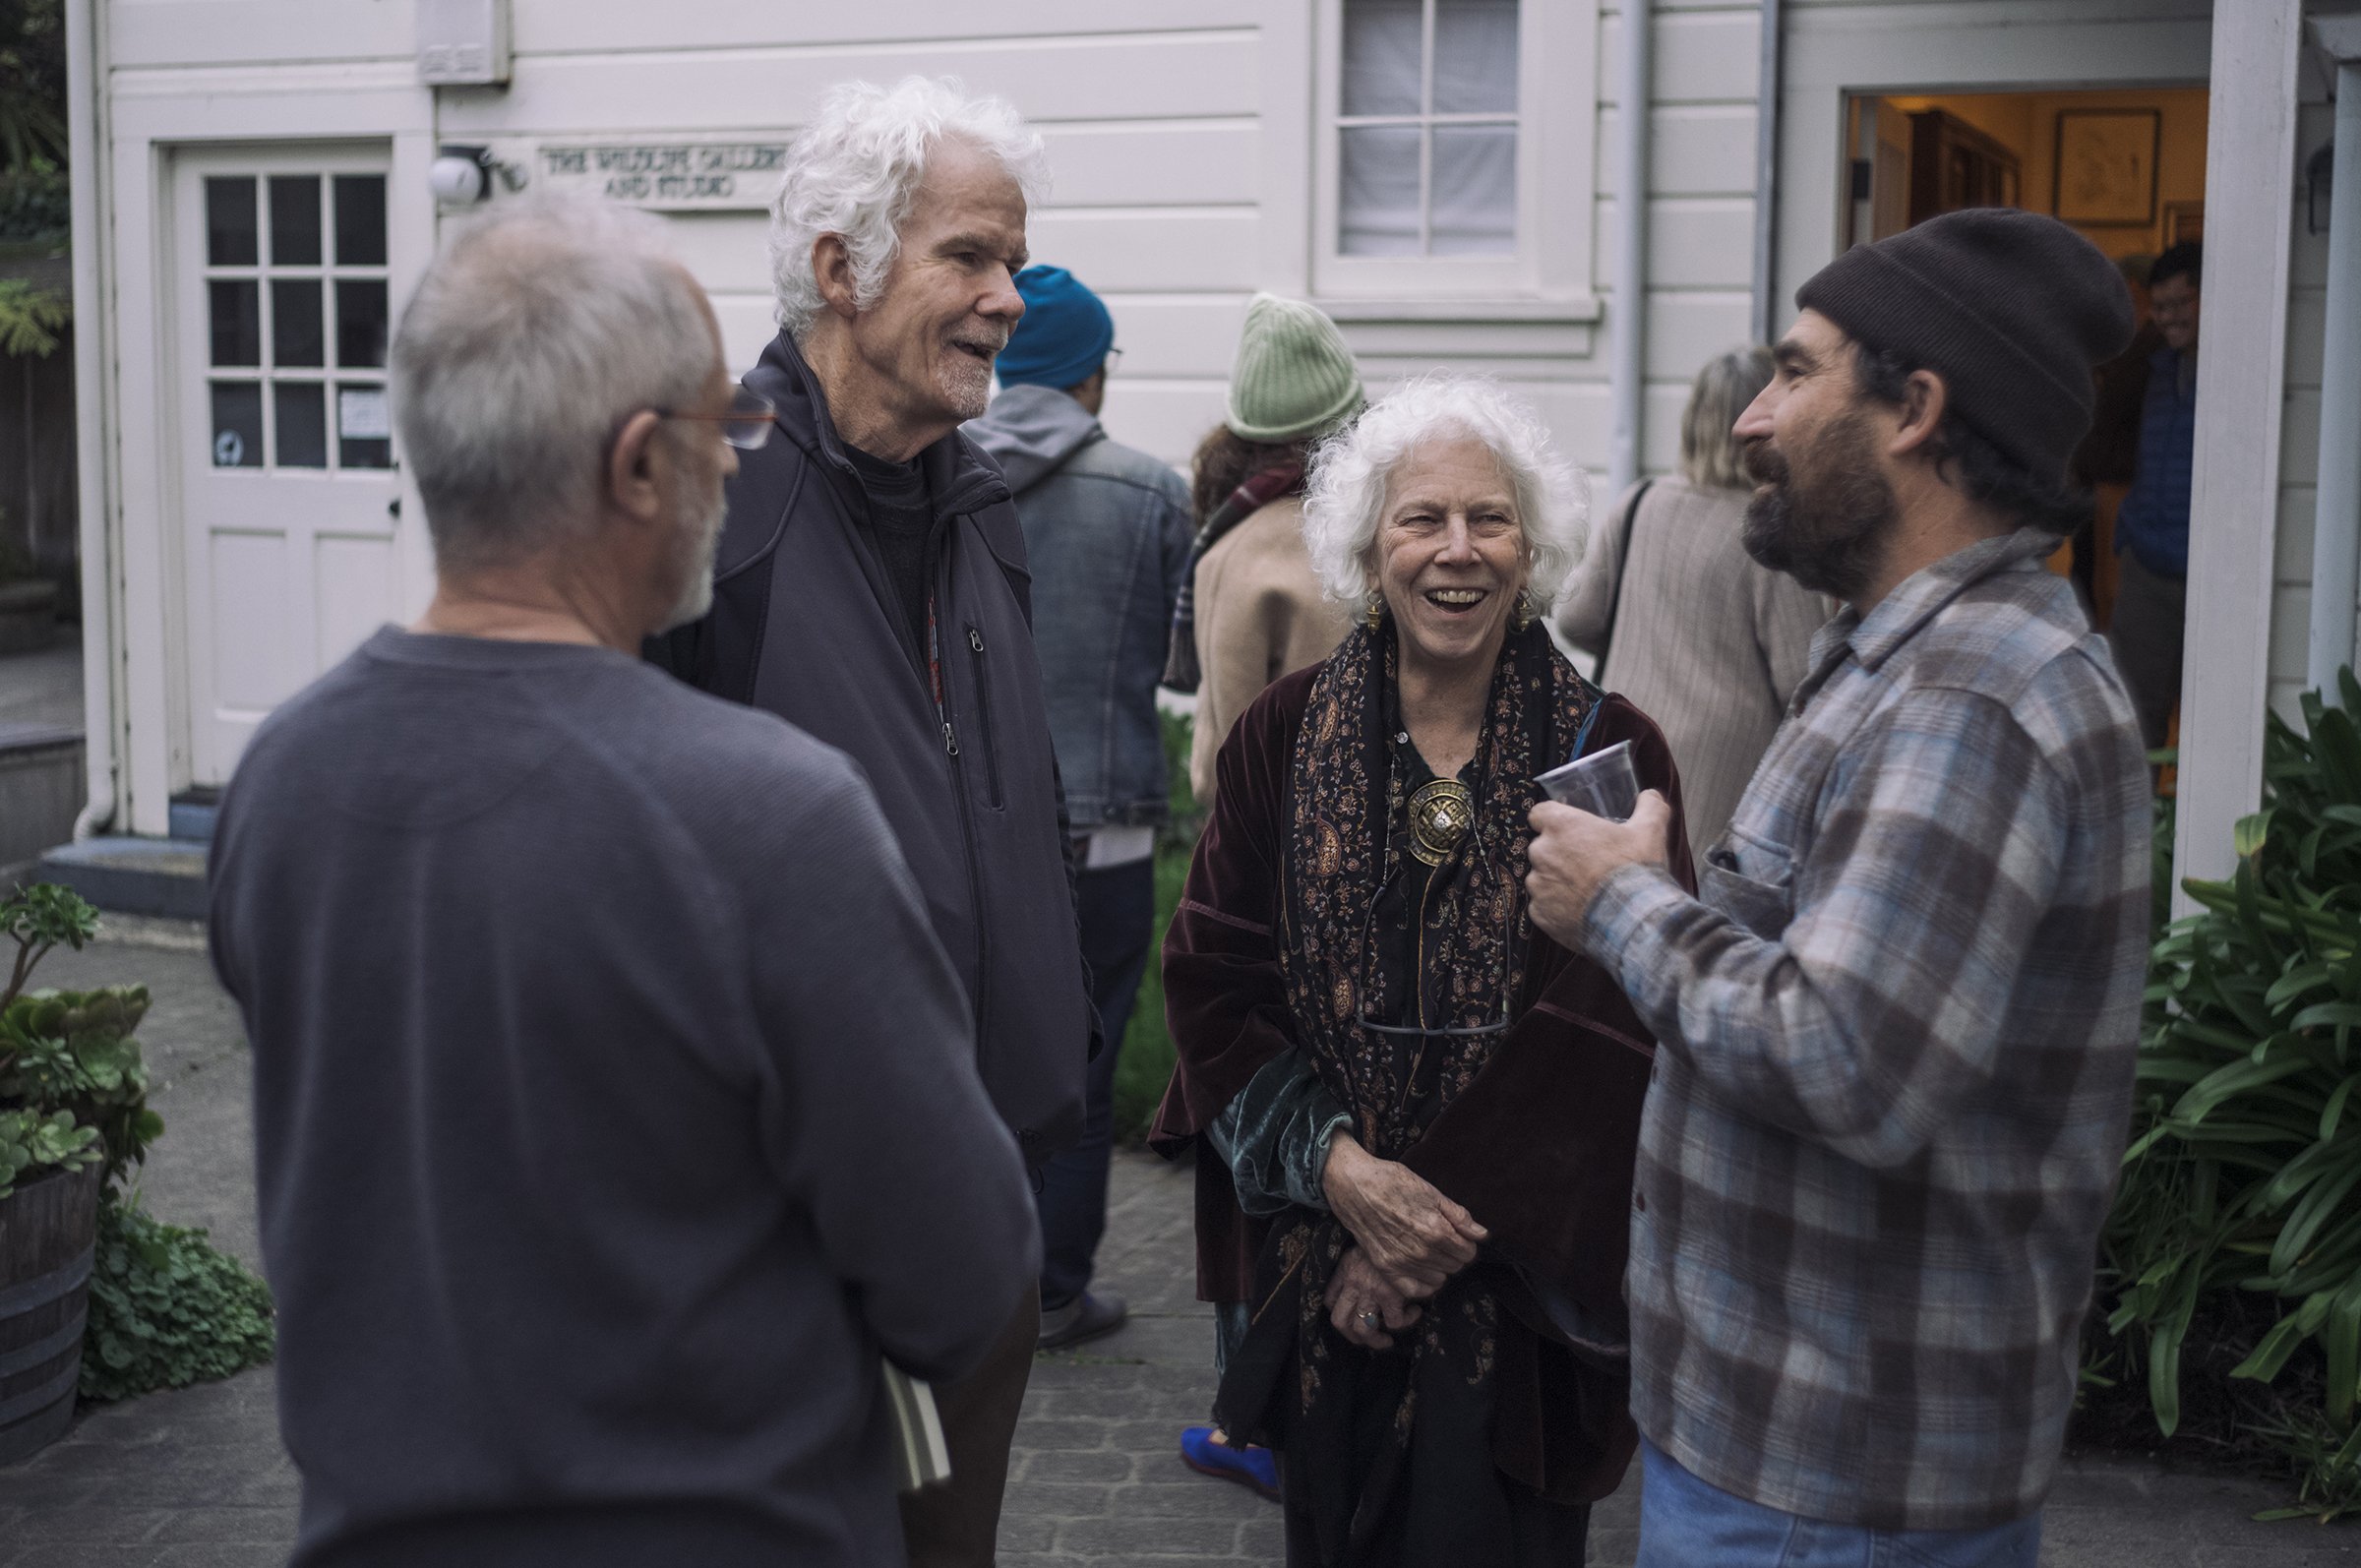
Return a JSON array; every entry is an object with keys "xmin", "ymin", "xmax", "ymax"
[{"xmin": 1214, "ymin": 618, "xmax": 1598, "ymax": 1567}]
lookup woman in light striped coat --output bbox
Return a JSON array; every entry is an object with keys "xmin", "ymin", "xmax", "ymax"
[{"xmin": 1555, "ymin": 346, "xmax": 1832, "ymax": 860}]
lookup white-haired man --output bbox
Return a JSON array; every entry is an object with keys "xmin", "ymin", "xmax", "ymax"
[
  {"xmin": 648, "ymin": 78, "xmax": 1092, "ymax": 1565},
  {"xmin": 210, "ymin": 195, "xmax": 1039, "ymax": 1568}
]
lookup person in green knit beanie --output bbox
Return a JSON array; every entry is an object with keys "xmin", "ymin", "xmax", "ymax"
[
  {"xmin": 1167, "ymin": 293, "xmax": 1365, "ymax": 806},
  {"xmin": 1224, "ymin": 291, "xmax": 1365, "ymax": 444}
]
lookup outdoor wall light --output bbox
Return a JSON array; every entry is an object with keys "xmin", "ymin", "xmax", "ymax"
[
  {"xmin": 430, "ymin": 146, "xmax": 495, "ymax": 205},
  {"xmin": 429, "ymin": 145, "xmax": 527, "ymax": 206}
]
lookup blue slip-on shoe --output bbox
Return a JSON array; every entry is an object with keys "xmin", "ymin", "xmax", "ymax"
[{"xmin": 1180, "ymin": 1424, "xmax": 1281, "ymax": 1502}]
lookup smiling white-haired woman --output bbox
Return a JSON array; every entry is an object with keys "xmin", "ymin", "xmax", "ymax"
[{"xmin": 1151, "ymin": 376, "xmax": 1691, "ymax": 1564}]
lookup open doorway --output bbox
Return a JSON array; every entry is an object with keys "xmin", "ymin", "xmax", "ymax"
[{"xmin": 1840, "ymin": 87, "xmax": 2207, "ymax": 762}]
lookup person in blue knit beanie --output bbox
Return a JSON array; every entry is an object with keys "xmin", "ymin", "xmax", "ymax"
[
  {"xmin": 967, "ymin": 267, "xmax": 1194, "ymax": 1357},
  {"xmin": 994, "ymin": 265, "xmax": 1117, "ymax": 394}
]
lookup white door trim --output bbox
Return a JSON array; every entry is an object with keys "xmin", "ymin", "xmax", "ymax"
[
  {"xmin": 2174, "ymin": 0, "xmax": 2303, "ymax": 908},
  {"xmin": 103, "ymin": 89, "xmax": 431, "ymax": 831}
]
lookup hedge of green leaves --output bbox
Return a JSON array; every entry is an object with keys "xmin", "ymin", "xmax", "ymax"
[
  {"xmin": 80, "ymin": 1202, "xmax": 274, "ymax": 1404},
  {"xmin": 1112, "ymin": 708, "xmax": 1201, "ymax": 1146},
  {"xmin": 2101, "ymin": 673, "xmax": 2361, "ymax": 1521}
]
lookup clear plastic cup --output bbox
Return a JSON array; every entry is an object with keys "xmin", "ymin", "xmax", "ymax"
[{"xmin": 1535, "ymin": 739, "xmax": 1640, "ymax": 821}]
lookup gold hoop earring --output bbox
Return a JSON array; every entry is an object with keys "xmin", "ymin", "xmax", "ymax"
[{"xmin": 1362, "ymin": 591, "xmax": 1385, "ymax": 632}]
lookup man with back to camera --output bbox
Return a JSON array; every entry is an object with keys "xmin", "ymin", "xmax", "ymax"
[
  {"xmin": 1523, "ymin": 209, "xmax": 2151, "ymax": 1566},
  {"xmin": 965, "ymin": 265, "xmax": 1194, "ymax": 1352},
  {"xmin": 645, "ymin": 77, "xmax": 1093, "ymax": 1565},
  {"xmin": 208, "ymin": 193, "xmax": 1039, "ymax": 1568}
]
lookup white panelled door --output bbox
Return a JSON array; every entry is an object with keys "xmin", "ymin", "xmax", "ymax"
[{"xmin": 173, "ymin": 148, "xmax": 402, "ymax": 785}]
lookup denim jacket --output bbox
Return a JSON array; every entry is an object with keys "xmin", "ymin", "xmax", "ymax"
[{"xmin": 967, "ymin": 385, "xmax": 1192, "ymax": 828}]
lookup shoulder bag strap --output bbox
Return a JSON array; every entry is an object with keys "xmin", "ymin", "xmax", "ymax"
[{"xmin": 1594, "ymin": 478, "xmax": 1655, "ymax": 680}]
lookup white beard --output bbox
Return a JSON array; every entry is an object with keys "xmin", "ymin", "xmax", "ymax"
[{"xmin": 656, "ymin": 490, "xmax": 726, "ymax": 633}]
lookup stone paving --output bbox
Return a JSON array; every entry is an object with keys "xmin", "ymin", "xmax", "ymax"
[{"xmin": 2, "ymin": 926, "xmax": 2358, "ymax": 1565}]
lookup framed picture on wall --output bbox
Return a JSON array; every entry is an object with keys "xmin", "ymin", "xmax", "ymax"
[
  {"xmin": 2163, "ymin": 200, "xmax": 2205, "ymax": 247},
  {"xmin": 2054, "ymin": 108, "xmax": 2161, "ymax": 225}
]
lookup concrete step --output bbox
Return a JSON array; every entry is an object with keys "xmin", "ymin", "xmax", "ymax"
[
  {"xmin": 35, "ymin": 835, "xmax": 208, "ymax": 922},
  {"xmin": 169, "ymin": 794, "xmax": 220, "ymax": 844}
]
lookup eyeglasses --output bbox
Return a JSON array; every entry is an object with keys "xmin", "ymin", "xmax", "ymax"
[
  {"xmin": 1104, "ymin": 346, "xmax": 1124, "ymax": 375},
  {"xmin": 657, "ymin": 387, "xmax": 779, "ymax": 450}
]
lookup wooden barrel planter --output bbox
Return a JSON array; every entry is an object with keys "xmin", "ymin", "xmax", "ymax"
[{"xmin": 0, "ymin": 1159, "xmax": 104, "ymax": 1465}]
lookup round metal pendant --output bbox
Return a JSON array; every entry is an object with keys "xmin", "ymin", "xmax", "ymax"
[{"xmin": 1408, "ymin": 778, "xmax": 1475, "ymax": 867}]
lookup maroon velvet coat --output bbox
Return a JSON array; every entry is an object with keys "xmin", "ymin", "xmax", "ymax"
[{"xmin": 1149, "ymin": 661, "xmax": 1694, "ymax": 1504}]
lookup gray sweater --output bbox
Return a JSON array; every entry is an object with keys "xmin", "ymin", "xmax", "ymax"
[{"xmin": 209, "ymin": 627, "xmax": 1038, "ymax": 1568}]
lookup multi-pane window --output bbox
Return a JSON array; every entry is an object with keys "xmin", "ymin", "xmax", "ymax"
[
  {"xmin": 204, "ymin": 172, "xmax": 393, "ymax": 471},
  {"xmin": 1337, "ymin": 0, "xmax": 1520, "ymax": 257}
]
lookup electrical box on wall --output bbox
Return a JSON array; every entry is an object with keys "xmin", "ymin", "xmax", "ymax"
[{"xmin": 417, "ymin": 0, "xmax": 512, "ymax": 88}]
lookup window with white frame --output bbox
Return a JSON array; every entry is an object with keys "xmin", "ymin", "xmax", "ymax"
[
  {"xmin": 1338, "ymin": 0, "xmax": 1519, "ymax": 257},
  {"xmin": 1312, "ymin": 0, "xmax": 1595, "ymax": 309}
]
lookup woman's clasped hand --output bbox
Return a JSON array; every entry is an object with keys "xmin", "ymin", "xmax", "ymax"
[
  {"xmin": 1326, "ymin": 1244, "xmax": 1425, "ymax": 1350},
  {"xmin": 1320, "ymin": 1130, "xmax": 1489, "ymax": 1339}
]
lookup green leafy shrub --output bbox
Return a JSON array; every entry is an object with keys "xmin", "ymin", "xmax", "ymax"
[
  {"xmin": 0, "ymin": 159, "xmax": 67, "ymax": 243},
  {"xmin": 79, "ymin": 1201, "xmax": 273, "ymax": 1403},
  {"xmin": 1112, "ymin": 709, "xmax": 1200, "ymax": 1145},
  {"xmin": 0, "ymin": 1, "xmax": 67, "ymax": 182},
  {"xmin": 0, "ymin": 275, "xmax": 69, "ymax": 356},
  {"xmin": 2097, "ymin": 670, "xmax": 2361, "ymax": 1520}
]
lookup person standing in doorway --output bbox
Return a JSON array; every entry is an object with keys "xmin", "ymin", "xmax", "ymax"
[
  {"xmin": 1555, "ymin": 345, "xmax": 1830, "ymax": 859},
  {"xmin": 1525, "ymin": 209, "xmax": 2149, "ymax": 1567},
  {"xmin": 211, "ymin": 194, "xmax": 1040, "ymax": 1568},
  {"xmin": 646, "ymin": 78, "xmax": 1091, "ymax": 1567},
  {"xmin": 2109, "ymin": 240, "xmax": 2201, "ymax": 752},
  {"xmin": 2070, "ymin": 254, "xmax": 2159, "ymax": 622},
  {"xmin": 967, "ymin": 266, "xmax": 1194, "ymax": 1352},
  {"xmin": 1167, "ymin": 293, "xmax": 1362, "ymax": 806}
]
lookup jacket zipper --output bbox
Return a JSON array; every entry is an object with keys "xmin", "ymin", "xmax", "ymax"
[
  {"xmin": 831, "ymin": 438, "xmax": 1008, "ymax": 1138},
  {"xmin": 967, "ymin": 626, "xmax": 1004, "ymax": 809},
  {"xmin": 926, "ymin": 579, "xmax": 997, "ymax": 1092}
]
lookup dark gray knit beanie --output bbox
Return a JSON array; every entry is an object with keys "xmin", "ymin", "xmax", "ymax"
[{"xmin": 1795, "ymin": 209, "xmax": 2135, "ymax": 486}]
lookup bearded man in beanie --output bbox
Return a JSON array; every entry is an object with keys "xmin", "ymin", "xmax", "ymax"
[
  {"xmin": 1524, "ymin": 208, "xmax": 2149, "ymax": 1565},
  {"xmin": 966, "ymin": 266, "xmax": 1193, "ymax": 1351},
  {"xmin": 647, "ymin": 79, "xmax": 1090, "ymax": 1567}
]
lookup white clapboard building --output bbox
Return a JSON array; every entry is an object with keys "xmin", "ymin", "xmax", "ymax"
[{"xmin": 37, "ymin": 0, "xmax": 2359, "ymax": 916}]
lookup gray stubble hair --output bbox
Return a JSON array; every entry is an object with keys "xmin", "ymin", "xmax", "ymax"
[{"xmin": 390, "ymin": 192, "xmax": 717, "ymax": 573}]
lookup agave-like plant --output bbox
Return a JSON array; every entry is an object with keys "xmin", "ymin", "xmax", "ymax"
[
  {"xmin": 0, "ymin": 883, "xmax": 160, "ymax": 1199},
  {"xmin": 2106, "ymin": 669, "xmax": 2361, "ymax": 1519}
]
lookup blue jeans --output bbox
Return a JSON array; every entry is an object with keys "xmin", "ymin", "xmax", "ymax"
[
  {"xmin": 1637, "ymin": 1438, "xmax": 2041, "ymax": 1568},
  {"xmin": 1035, "ymin": 856, "xmax": 1155, "ymax": 1310}
]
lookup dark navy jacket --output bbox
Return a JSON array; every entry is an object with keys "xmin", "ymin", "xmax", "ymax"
[
  {"xmin": 649, "ymin": 332, "xmax": 1090, "ymax": 1169},
  {"xmin": 2114, "ymin": 345, "xmax": 2197, "ymax": 580}
]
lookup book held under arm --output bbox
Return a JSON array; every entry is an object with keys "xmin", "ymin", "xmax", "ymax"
[{"xmin": 881, "ymin": 1362, "xmax": 951, "ymax": 1491}]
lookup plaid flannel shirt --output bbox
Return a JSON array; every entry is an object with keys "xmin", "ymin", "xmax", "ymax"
[{"xmin": 1584, "ymin": 529, "xmax": 2150, "ymax": 1531}]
